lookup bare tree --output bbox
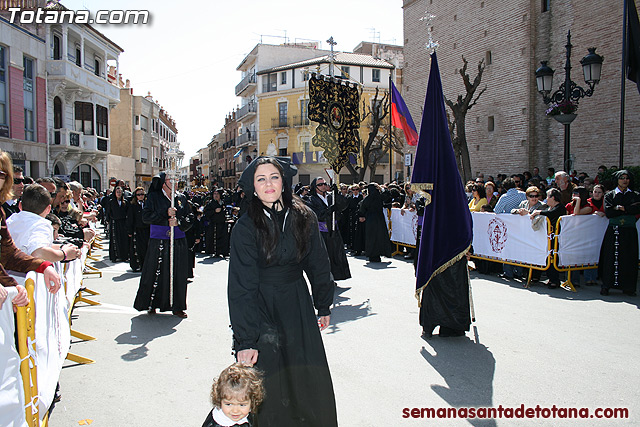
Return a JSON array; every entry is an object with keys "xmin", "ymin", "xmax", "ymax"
[
  {"xmin": 344, "ymin": 88, "xmax": 404, "ymax": 182},
  {"xmin": 444, "ymin": 56, "xmax": 486, "ymax": 182}
]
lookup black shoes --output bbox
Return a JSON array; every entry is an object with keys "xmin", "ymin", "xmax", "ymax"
[
  {"xmin": 439, "ymin": 326, "xmax": 466, "ymax": 337},
  {"xmin": 600, "ymin": 288, "xmax": 609, "ymax": 296}
]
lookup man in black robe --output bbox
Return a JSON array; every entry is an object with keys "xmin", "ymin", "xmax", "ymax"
[
  {"xmin": 598, "ymin": 170, "xmax": 640, "ymax": 296},
  {"xmin": 306, "ymin": 177, "xmax": 351, "ymax": 280},
  {"xmin": 358, "ymin": 183, "xmax": 392, "ymax": 263},
  {"xmin": 133, "ymin": 172, "xmax": 194, "ymax": 318}
]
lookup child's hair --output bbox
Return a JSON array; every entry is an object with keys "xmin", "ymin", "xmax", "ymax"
[
  {"xmin": 68, "ymin": 207, "xmax": 83, "ymax": 222},
  {"xmin": 210, "ymin": 363, "xmax": 264, "ymax": 412},
  {"xmin": 46, "ymin": 213, "xmax": 61, "ymax": 228}
]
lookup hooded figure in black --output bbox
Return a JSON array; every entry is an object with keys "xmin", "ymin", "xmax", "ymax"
[
  {"xmin": 598, "ymin": 169, "xmax": 640, "ymax": 296},
  {"xmin": 359, "ymin": 183, "xmax": 393, "ymax": 262},
  {"xmin": 228, "ymin": 156, "xmax": 338, "ymax": 427},
  {"xmin": 133, "ymin": 172, "xmax": 194, "ymax": 317},
  {"xmin": 305, "ymin": 177, "xmax": 351, "ymax": 280},
  {"xmin": 203, "ymin": 188, "xmax": 229, "ymax": 257}
]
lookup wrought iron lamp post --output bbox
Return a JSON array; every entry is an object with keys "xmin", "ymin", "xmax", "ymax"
[{"xmin": 535, "ymin": 31, "xmax": 604, "ymax": 172}]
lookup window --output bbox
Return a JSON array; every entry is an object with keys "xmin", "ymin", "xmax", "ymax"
[
  {"xmin": 140, "ymin": 147, "xmax": 148, "ymax": 163},
  {"xmin": 153, "ymin": 146, "xmax": 159, "ymax": 165},
  {"xmin": 23, "ymin": 56, "xmax": 35, "ymax": 141},
  {"xmin": 53, "ymin": 35, "xmax": 61, "ymax": 60},
  {"xmin": 281, "ymin": 71, "xmax": 287, "ymax": 85},
  {"xmin": 542, "ymin": 0, "xmax": 550, "ymax": 12},
  {"xmin": 372, "ymin": 69, "xmax": 380, "ymax": 82},
  {"xmin": 486, "ymin": 50, "xmax": 492, "ymax": 65},
  {"xmin": 74, "ymin": 101, "xmax": 94, "ymax": 135},
  {"xmin": 300, "ymin": 99, "xmax": 309, "ymax": 125},
  {"xmin": 141, "ymin": 115, "xmax": 148, "ymax": 132},
  {"xmin": 75, "ymin": 46, "xmax": 81, "ymax": 67},
  {"xmin": 341, "ymin": 66, "xmax": 350, "ymax": 79},
  {"xmin": 0, "ymin": 46, "xmax": 6, "ymax": 129},
  {"xmin": 302, "ymin": 70, "xmax": 309, "ymax": 81},
  {"xmin": 488, "ymin": 116, "xmax": 495, "ymax": 132},
  {"xmin": 94, "ymin": 58, "xmax": 101, "ymax": 77},
  {"xmin": 96, "ymin": 105, "xmax": 108, "ymax": 137},
  {"xmin": 278, "ymin": 102, "xmax": 288, "ymax": 127},
  {"xmin": 301, "ymin": 136, "xmax": 310, "ymax": 153}
]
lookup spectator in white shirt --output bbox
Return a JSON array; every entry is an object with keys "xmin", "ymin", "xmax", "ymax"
[{"xmin": 6, "ymin": 184, "xmax": 81, "ymax": 263}]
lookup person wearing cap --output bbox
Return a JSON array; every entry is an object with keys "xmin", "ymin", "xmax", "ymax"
[
  {"xmin": 133, "ymin": 172, "xmax": 194, "ymax": 318},
  {"xmin": 228, "ymin": 156, "xmax": 338, "ymax": 427},
  {"xmin": 598, "ymin": 170, "xmax": 640, "ymax": 296}
]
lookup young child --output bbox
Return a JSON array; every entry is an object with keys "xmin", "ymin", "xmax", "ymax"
[{"xmin": 203, "ymin": 363, "xmax": 264, "ymax": 427}]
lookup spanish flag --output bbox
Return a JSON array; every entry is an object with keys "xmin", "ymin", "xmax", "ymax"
[{"xmin": 390, "ymin": 81, "xmax": 419, "ymax": 146}]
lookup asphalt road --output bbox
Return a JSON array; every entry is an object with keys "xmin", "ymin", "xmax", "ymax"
[{"xmin": 48, "ymin": 242, "xmax": 640, "ymax": 427}]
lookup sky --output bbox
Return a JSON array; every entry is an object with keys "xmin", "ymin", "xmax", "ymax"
[{"xmin": 59, "ymin": 0, "xmax": 405, "ymax": 160}]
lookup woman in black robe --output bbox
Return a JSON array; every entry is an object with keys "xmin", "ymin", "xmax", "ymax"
[
  {"xmin": 359, "ymin": 183, "xmax": 392, "ymax": 263},
  {"xmin": 203, "ymin": 189, "xmax": 229, "ymax": 257},
  {"xmin": 598, "ymin": 170, "xmax": 640, "ymax": 296},
  {"xmin": 345, "ymin": 184, "xmax": 364, "ymax": 251},
  {"xmin": 133, "ymin": 173, "xmax": 193, "ymax": 318},
  {"xmin": 228, "ymin": 157, "xmax": 338, "ymax": 427},
  {"xmin": 127, "ymin": 186, "xmax": 150, "ymax": 272},
  {"xmin": 108, "ymin": 186, "xmax": 130, "ymax": 262}
]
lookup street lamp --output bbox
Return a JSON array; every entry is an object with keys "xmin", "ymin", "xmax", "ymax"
[{"xmin": 535, "ymin": 31, "xmax": 604, "ymax": 172}]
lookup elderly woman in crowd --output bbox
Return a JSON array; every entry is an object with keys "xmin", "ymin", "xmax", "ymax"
[
  {"xmin": 565, "ymin": 186, "xmax": 593, "ymax": 215},
  {"xmin": 484, "ymin": 181, "xmax": 499, "ymax": 209},
  {"xmin": 598, "ymin": 170, "xmax": 640, "ymax": 296},
  {"xmin": 511, "ymin": 186, "xmax": 544, "ymax": 215},
  {"xmin": 468, "ymin": 184, "xmax": 488, "ymax": 212}
]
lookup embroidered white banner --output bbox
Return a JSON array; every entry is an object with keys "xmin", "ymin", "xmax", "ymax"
[
  {"xmin": 471, "ymin": 213, "xmax": 549, "ymax": 267},
  {"xmin": 556, "ymin": 215, "xmax": 609, "ymax": 267},
  {"xmin": 0, "ymin": 287, "xmax": 28, "ymax": 427},
  {"xmin": 388, "ymin": 208, "xmax": 418, "ymax": 246}
]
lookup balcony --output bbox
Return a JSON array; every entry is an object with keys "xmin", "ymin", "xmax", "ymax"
[
  {"xmin": 46, "ymin": 60, "xmax": 120, "ymax": 102},
  {"xmin": 136, "ymin": 160, "xmax": 153, "ymax": 176},
  {"xmin": 236, "ymin": 132, "xmax": 256, "ymax": 146},
  {"xmin": 262, "ymin": 81, "xmax": 277, "ymax": 93},
  {"xmin": 235, "ymin": 73, "xmax": 256, "ymax": 96},
  {"xmin": 222, "ymin": 138, "xmax": 236, "ymax": 150},
  {"xmin": 292, "ymin": 115, "xmax": 310, "ymax": 127},
  {"xmin": 51, "ymin": 128, "xmax": 110, "ymax": 155},
  {"xmin": 272, "ymin": 117, "xmax": 290, "ymax": 129},
  {"xmin": 236, "ymin": 103, "xmax": 257, "ymax": 120}
]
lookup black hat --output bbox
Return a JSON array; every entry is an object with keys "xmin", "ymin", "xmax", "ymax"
[
  {"xmin": 238, "ymin": 156, "xmax": 297, "ymax": 200},
  {"xmin": 149, "ymin": 172, "xmax": 167, "ymax": 193}
]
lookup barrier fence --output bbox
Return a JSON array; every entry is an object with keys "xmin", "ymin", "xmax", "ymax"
[
  {"xmin": 386, "ymin": 209, "xmax": 640, "ymax": 291},
  {"xmin": 0, "ymin": 234, "xmax": 102, "ymax": 427}
]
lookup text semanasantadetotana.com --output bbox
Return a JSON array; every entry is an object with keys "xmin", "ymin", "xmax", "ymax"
[
  {"xmin": 6, "ymin": 7, "xmax": 150, "ymax": 25},
  {"xmin": 402, "ymin": 405, "xmax": 629, "ymax": 419}
]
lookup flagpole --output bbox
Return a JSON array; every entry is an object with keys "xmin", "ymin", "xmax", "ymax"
[
  {"xmin": 389, "ymin": 73, "xmax": 394, "ymax": 182},
  {"xmin": 620, "ymin": 0, "xmax": 628, "ymax": 168}
]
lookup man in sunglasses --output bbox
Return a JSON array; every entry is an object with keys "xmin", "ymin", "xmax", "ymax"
[
  {"xmin": 306, "ymin": 177, "xmax": 351, "ymax": 281},
  {"xmin": 2, "ymin": 166, "xmax": 24, "ymax": 218}
]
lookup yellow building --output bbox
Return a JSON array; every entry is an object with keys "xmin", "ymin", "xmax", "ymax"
[{"xmin": 256, "ymin": 52, "xmax": 398, "ymax": 185}]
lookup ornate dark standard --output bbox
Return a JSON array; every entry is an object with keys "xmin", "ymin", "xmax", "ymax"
[{"xmin": 535, "ymin": 31, "xmax": 604, "ymax": 171}]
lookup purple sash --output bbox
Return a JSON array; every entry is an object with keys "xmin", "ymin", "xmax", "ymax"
[
  {"xmin": 318, "ymin": 220, "xmax": 338, "ymax": 233},
  {"xmin": 150, "ymin": 224, "xmax": 186, "ymax": 240}
]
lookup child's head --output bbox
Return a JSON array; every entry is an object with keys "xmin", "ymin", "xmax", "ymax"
[
  {"xmin": 210, "ymin": 363, "xmax": 264, "ymax": 422},
  {"xmin": 46, "ymin": 213, "xmax": 61, "ymax": 240}
]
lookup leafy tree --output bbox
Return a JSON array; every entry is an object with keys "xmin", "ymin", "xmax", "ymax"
[
  {"xmin": 344, "ymin": 88, "xmax": 404, "ymax": 182},
  {"xmin": 444, "ymin": 56, "xmax": 486, "ymax": 182}
]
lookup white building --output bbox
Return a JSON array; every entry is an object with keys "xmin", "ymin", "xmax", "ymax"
[{"xmin": 46, "ymin": 20, "xmax": 122, "ymax": 191}]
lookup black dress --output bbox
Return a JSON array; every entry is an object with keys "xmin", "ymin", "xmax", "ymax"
[
  {"xmin": 344, "ymin": 193, "xmax": 363, "ymax": 249},
  {"xmin": 228, "ymin": 209, "xmax": 338, "ymax": 427},
  {"xmin": 359, "ymin": 186, "xmax": 392, "ymax": 261},
  {"xmin": 598, "ymin": 188, "xmax": 640, "ymax": 293},
  {"xmin": 306, "ymin": 192, "xmax": 351, "ymax": 280},
  {"xmin": 127, "ymin": 200, "xmax": 150, "ymax": 272},
  {"xmin": 133, "ymin": 189, "xmax": 191, "ymax": 313},
  {"xmin": 108, "ymin": 197, "xmax": 130, "ymax": 262},
  {"xmin": 204, "ymin": 199, "xmax": 229, "ymax": 256}
]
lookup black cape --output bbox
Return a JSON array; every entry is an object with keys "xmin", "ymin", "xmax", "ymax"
[
  {"xmin": 359, "ymin": 185, "xmax": 392, "ymax": 259},
  {"xmin": 419, "ymin": 258, "xmax": 471, "ymax": 336},
  {"xmin": 228, "ymin": 209, "xmax": 337, "ymax": 427}
]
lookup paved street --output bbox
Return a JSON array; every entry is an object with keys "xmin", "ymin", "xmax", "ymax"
[{"xmin": 48, "ymin": 241, "xmax": 639, "ymax": 427}]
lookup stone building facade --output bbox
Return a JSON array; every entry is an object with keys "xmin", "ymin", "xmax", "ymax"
[{"xmin": 402, "ymin": 0, "xmax": 640, "ymax": 177}]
